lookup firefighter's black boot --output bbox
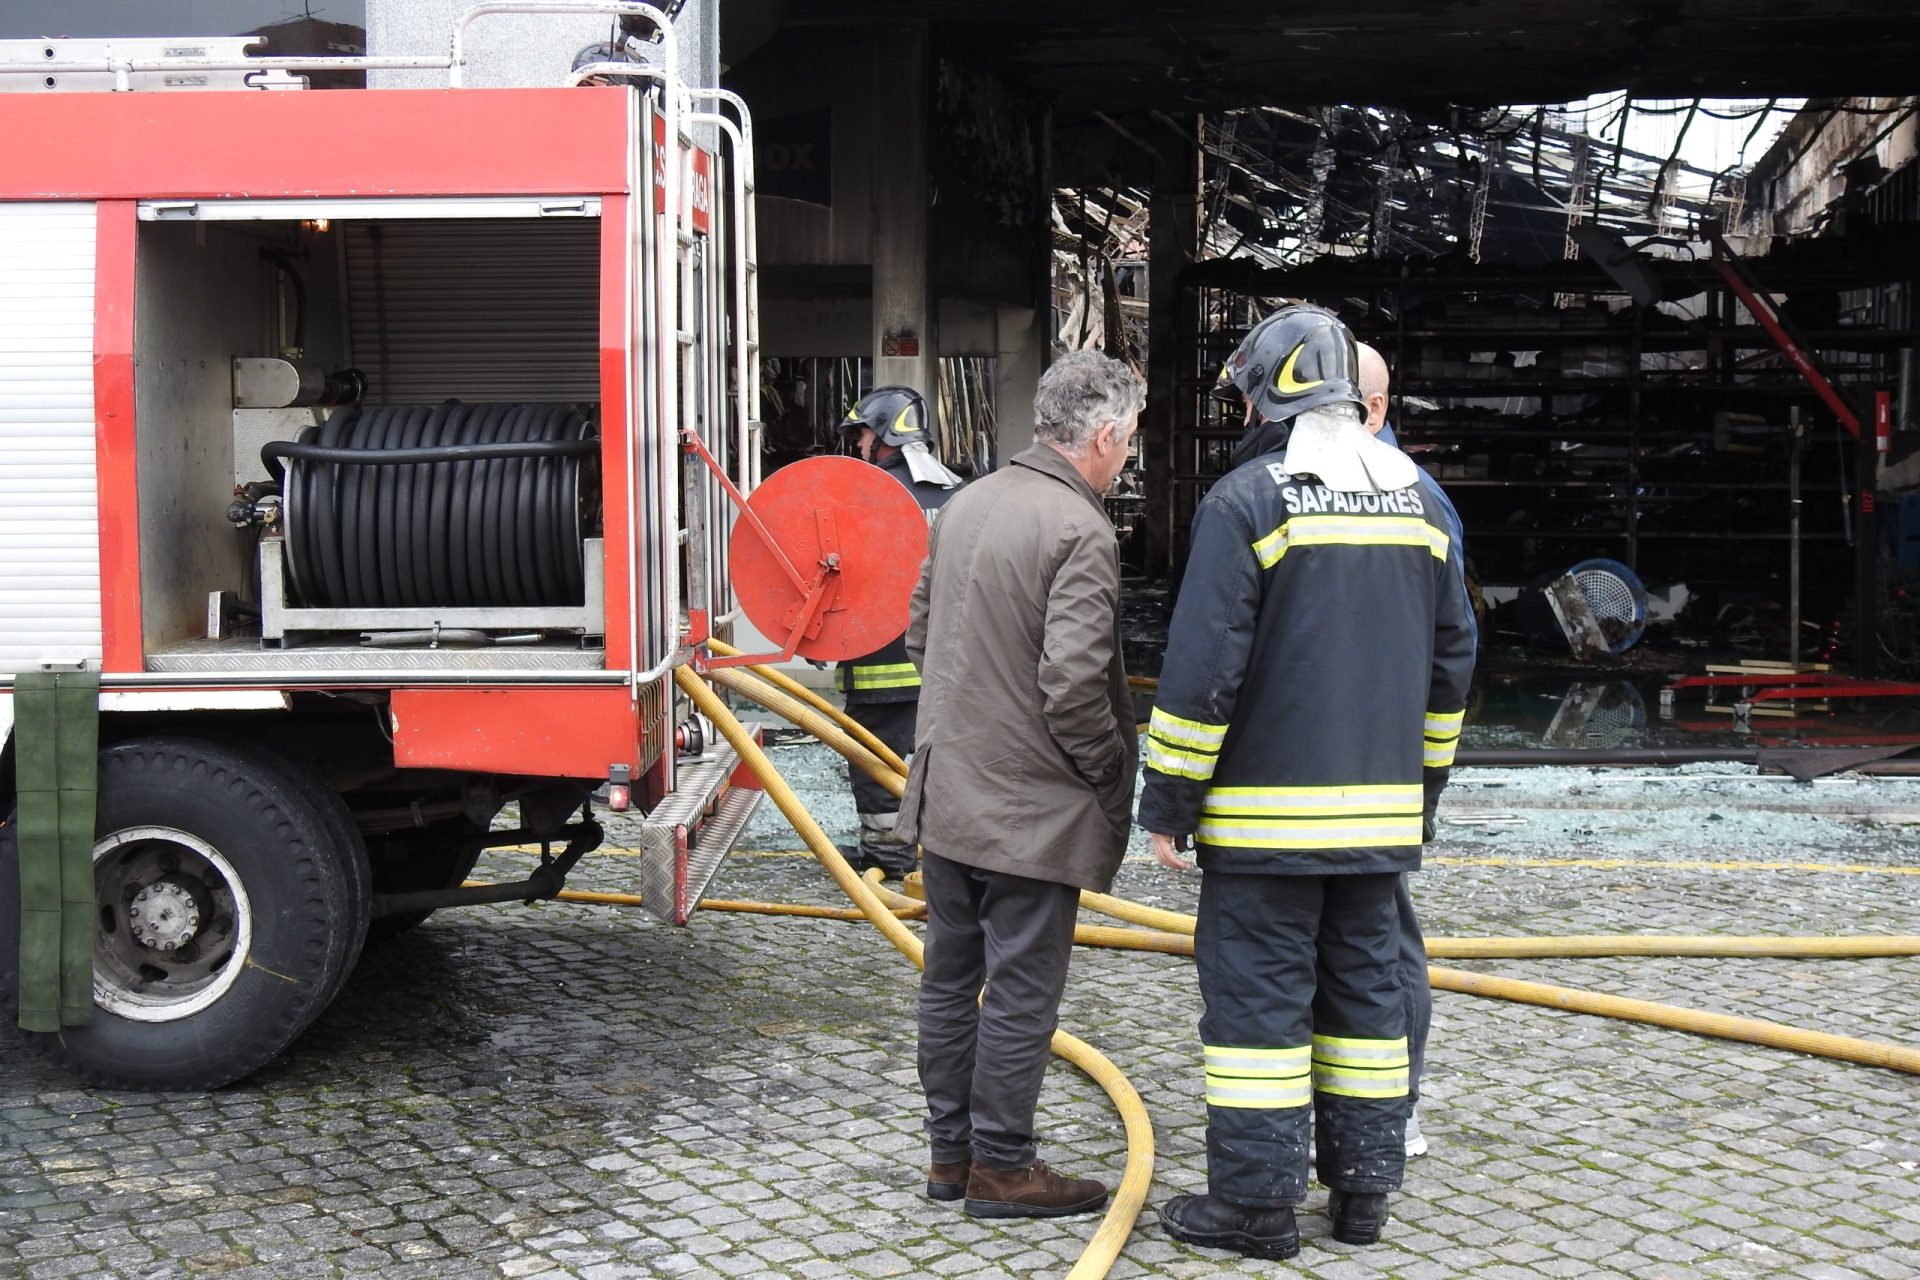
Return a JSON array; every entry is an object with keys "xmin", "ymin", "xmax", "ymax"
[
  {"xmin": 1327, "ymin": 1189, "xmax": 1390, "ymax": 1245},
  {"xmin": 833, "ymin": 843, "xmax": 874, "ymax": 874},
  {"xmin": 1158, "ymin": 1194, "xmax": 1300, "ymax": 1261}
]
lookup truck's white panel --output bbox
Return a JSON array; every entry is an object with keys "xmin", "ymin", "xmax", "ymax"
[
  {"xmin": 97, "ymin": 690, "xmax": 290, "ymax": 713},
  {"xmin": 138, "ymin": 197, "xmax": 601, "ymax": 221},
  {"xmin": 0, "ymin": 203, "xmax": 102, "ymax": 674}
]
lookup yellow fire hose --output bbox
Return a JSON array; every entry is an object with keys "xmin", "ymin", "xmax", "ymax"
[
  {"xmin": 546, "ymin": 887, "xmax": 925, "ymax": 921},
  {"xmin": 675, "ymin": 668, "xmax": 1152, "ymax": 1280},
  {"xmin": 706, "ymin": 662, "xmax": 1920, "ymax": 1075},
  {"xmin": 468, "ymin": 663, "xmax": 1920, "ymax": 1278},
  {"xmin": 802, "ymin": 879, "xmax": 1920, "ymax": 1075},
  {"xmin": 708, "ymin": 664, "xmax": 1920, "ymax": 962},
  {"xmin": 703, "ymin": 638, "xmax": 909, "ymax": 776},
  {"xmin": 706, "ymin": 666, "xmax": 903, "ymax": 801}
]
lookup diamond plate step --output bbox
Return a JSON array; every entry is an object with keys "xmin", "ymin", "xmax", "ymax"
[
  {"xmin": 680, "ymin": 785, "xmax": 762, "ymax": 918},
  {"xmin": 634, "ymin": 743, "xmax": 763, "ymax": 925}
]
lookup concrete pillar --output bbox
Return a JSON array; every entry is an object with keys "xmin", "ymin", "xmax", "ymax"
[
  {"xmin": 868, "ymin": 23, "xmax": 935, "ymax": 398},
  {"xmin": 1144, "ymin": 113, "xmax": 1201, "ymax": 577},
  {"xmin": 991, "ymin": 108, "xmax": 1053, "ymax": 469},
  {"xmin": 995, "ymin": 305, "xmax": 1044, "ymax": 462}
]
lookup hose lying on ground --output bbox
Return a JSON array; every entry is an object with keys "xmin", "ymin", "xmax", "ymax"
[
  {"xmin": 676, "ymin": 668, "xmax": 1153, "ymax": 1280},
  {"xmin": 710, "ymin": 663, "xmax": 1920, "ymax": 1080}
]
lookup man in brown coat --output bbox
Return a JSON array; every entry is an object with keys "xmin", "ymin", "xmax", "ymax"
[{"xmin": 899, "ymin": 349, "xmax": 1143, "ymax": 1219}]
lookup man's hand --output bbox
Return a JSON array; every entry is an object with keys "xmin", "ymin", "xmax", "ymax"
[{"xmin": 1150, "ymin": 831, "xmax": 1193, "ymax": 872}]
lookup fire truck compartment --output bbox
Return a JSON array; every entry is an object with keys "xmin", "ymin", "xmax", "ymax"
[{"xmin": 132, "ymin": 209, "xmax": 610, "ymax": 672}]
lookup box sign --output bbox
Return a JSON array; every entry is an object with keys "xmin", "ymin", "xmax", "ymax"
[{"xmin": 653, "ymin": 113, "xmax": 714, "ymax": 235}]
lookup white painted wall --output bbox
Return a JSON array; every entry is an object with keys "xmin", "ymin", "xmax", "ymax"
[{"xmin": 366, "ymin": 0, "xmax": 719, "ymax": 90}]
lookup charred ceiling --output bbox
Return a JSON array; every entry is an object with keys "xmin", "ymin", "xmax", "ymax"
[{"xmin": 772, "ymin": 1, "xmax": 1920, "ymax": 116}]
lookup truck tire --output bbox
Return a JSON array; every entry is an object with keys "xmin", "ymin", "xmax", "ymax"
[
  {"xmin": 223, "ymin": 741, "xmax": 372, "ymax": 1011},
  {"xmin": 0, "ymin": 737, "xmax": 366, "ymax": 1090},
  {"xmin": 363, "ymin": 816, "xmax": 487, "ymax": 945}
]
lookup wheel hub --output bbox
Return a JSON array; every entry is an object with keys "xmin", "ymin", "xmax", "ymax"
[{"xmin": 127, "ymin": 880, "xmax": 201, "ymax": 952}]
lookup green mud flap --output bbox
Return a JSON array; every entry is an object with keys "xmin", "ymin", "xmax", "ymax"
[{"xmin": 14, "ymin": 671, "xmax": 99, "ymax": 1032}]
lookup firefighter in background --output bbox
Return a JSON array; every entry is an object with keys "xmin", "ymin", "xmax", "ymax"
[
  {"xmin": 837, "ymin": 386, "xmax": 964, "ymax": 878},
  {"xmin": 1140, "ymin": 306, "xmax": 1476, "ymax": 1260}
]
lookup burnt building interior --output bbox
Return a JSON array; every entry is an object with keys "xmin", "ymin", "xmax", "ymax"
[{"xmin": 726, "ymin": 2, "xmax": 1920, "ymax": 715}]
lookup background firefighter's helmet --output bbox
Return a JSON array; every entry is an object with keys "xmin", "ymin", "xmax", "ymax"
[
  {"xmin": 843, "ymin": 385, "xmax": 929, "ymax": 448},
  {"xmin": 1213, "ymin": 304, "xmax": 1365, "ymax": 424}
]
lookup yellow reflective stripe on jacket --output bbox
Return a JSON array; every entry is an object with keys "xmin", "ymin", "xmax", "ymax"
[
  {"xmin": 1203, "ymin": 784, "xmax": 1421, "ymax": 816},
  {"xmin": 851, "ymin": 662, "xmax": 921, "ymax": 690},
  {"xmin": 1148, "ymin": 707, "xmax": 1228, "ymax": 750},
  {"xmin": 1146, "ymin": 708, "xmax": 1228, "ymax": 781},
  {"xmin": 1252, "ymin": 515, "xmax": 1450, "ymax": 570},
  {"xmin": 1146, "ymin": 739, "xmax": 1218, "ymax": 781},
  {"xmin": 1424, "ymin": 708, "xmax": 1463, "ymax": 767},
  {"xmin": 1203, "ymin": 1043, "xmax": 1311, "ymax": 1109},
  {"xmin": 1199, "ymin": 786, "xmax": 1422, "ymax": 847},
  {"xmin": 1312, "ymin": 1035, "xmax": 1411, "ymax": 1099},
  {"xmin": 1197, "ymin": 816, "xmax": 1423, "ymax": 848}
]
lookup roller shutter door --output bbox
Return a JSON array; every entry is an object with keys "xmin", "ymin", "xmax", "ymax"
[
  {"xmin": 345, "ymin": 217, "xmax": 601, "ymax": 404},
  {"xmin": 0, "ymin": 202, "xmax": 102, "ymax": 674}
]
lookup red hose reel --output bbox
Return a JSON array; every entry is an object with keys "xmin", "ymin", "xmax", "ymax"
[{"xmin": 688, "ymin": 442, "xmax": 928, "ymax": 668}]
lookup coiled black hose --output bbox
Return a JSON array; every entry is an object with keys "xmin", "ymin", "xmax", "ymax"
[{"xmin": 268, "ymin": 403, "xmax": 598, "ymax": 610}]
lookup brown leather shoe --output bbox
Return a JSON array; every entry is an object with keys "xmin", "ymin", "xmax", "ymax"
[
  {"xmin": 963, "ymin": 1159, "xmax": 1109, "ymax": 1219},
  {"xmin": 927, "ymin": 1159, "xmax": 970, "ymax": 1202}
]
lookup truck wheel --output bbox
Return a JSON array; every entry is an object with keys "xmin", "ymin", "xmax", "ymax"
[
  {"xmin": 0, "ymin": 737, "xmax": 365, "ymax": 1090},
  {"xmin": 363, "ymin": 817, "xmax": 486, "ymax": 945},
  {"xmin": 225, "ymin": 742, "xmax": 372, "ymax": 1011}
]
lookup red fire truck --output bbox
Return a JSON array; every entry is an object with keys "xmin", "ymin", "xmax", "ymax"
[{"xmin": 0, "ymin": 5, "xmax": 889, "ymax": 1091}]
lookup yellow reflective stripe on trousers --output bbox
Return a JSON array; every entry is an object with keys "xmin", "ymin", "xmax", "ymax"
[
  {"xmin": 1204, "ymin": 1043, "xmax": 1311, "ymax": 1108},
  {"xmin": 1312, "ymin": 1035, "xmax": 1411, "ymax": 1098},
  {"xmin": 1423, "ymin": 738, "xmax": 1459, "ymax": 768},
  {"xmin": 1425, "ymin": 710, "xmax": 1465, "ymax": 736},
  {"xmin": 1206, "ymin": 1076, "xmax": 1313, "ymax": 1108},
  {"xmin": 1311, "ymin": 1034, "xmax": 1409, "ymax": 1066},
  {"xmin": 1313, "ymin": 1065, "xmax": 1411, "ymax": 1098},
  {"xmin": 851, "ymin": 662, "xmax": 921, "ymax": 690},
  {"xmin": 1148, "ymin": 707, "xmax": 1228, "ymax": 750},
  {"xmin": 1252, "ymin": 515, "xmax": 1450, "ymax": 570},
  {"xmin": 1204, "ymin": 1044, "xmax": 1311, "ymax": 1073},
  {"xmin": 1146, "ymin": 739, "xmax": 1218, "ymax": 781}
]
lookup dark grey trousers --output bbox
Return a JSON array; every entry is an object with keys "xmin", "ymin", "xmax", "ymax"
[
  {"xmin": 1198, "ymin": 871, "xmax": 1408, "ymax": 1204},
  {"xmin": 1399, "ymin": 874, "xmax": 1430, "ymax": 1102},
  {"xmin": 917, "ymin": 849, "xmax": 1081, "ymax": 1170},
  {"xmin": 845, "ymin": 698, "xmax": 917, "ymax": 820}
]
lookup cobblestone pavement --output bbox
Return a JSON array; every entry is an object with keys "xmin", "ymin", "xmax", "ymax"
[{"xmin": 5, "ymin": 745, "xmax": 1920, "ymax": 1280}]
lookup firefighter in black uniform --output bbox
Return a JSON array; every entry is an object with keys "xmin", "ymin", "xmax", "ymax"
[
  {"xmin": 837, "ymin": 386, "xmax": 963, "ymax": 878},
  {"xmin": 1140, "ymin": 306, "xmax": 1476, "ymax": 1259}
]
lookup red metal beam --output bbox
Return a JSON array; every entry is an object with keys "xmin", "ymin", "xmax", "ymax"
[
  {"xmin": 1712, "ymin": 259, "xmax": 1861, "ymax": 438},
  {"xmin": 1745, "ymin": 682, "xmax": 1920, "ymax": 704}
]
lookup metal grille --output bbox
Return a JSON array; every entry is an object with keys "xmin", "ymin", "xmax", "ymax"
[
  {"xmin": 0, "ymin": 202, "xmax": 102, "ymax": 673},
  {"xmin": 344, "ymin": 217, "xmax": 600, "ymax": 403},
  {"xmin": 1570, "ymin": 558, "xmax": 1648, "ymax": 653}
]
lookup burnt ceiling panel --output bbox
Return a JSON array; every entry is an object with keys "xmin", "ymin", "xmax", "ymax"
[{"xmin": 776, "ymin": 1, "xmax": 1920, "ymax": 113}]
